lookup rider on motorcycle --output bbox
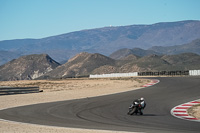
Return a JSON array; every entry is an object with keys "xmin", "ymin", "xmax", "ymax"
[{"xmin": 131, "ymin": 97, "xmax": 146, "ymax": 114}]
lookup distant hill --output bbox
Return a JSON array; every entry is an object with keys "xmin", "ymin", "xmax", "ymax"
[
  {"xmin": 149, "ymin": 38, "xmax": 200, "ymax": 55},
  {"xmin": 110, "ymin": 53, "xmax": 200, "ymax": 73},
  {"xmin": 38, "ymin": 52, "xmax": 115, "ymax": 79},
  {"xmin": 0, "ymin": 54, "xmax": 60, "ymax": 81},
  {"xmin": 0, "ymin": 20, "xmax": 200, "ymax": 65},
  {"xmin": 1, "ymin": 52, "xmax": 200, "ymax": 81},
  {"xmin": 109, "ymin": 48, "xmax": 162, "ymax": 59},
  {"xmin": 110, "ymin": 38, "xmax": 200, "ymax": 59},
  {"xmin": 160, "ymin": 53, "xmax": 200, "ymax": 70},
  {"xmin": 39, "ymin": 52, "xmax": 200, "ymax": 79}
]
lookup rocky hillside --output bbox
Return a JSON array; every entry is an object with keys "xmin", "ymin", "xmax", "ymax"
[
  {"xmin": 0, "ymin": 54, "xmax": 60, "ymax": 81},
  {"xmin": 160, "ymin": 53, "xmax": 200, "ymax": 70},
  {"xmin": 109, "ymin": 48, "xmax": 162, "ymax": 59},
  {"xmin": 0, "ymin": 20, "xmax": 200, "ymax": 64},
  {"xmin": 109, "ymin": 53, "xmax": 200, "ymax": 73},
  {"xmin": 39, "ymin": 52, "xmax": 115, "ymax": 79},
  {"xmin": 1, "ymin": 52, "xmax": 200, "ymax": 81},
  {"xmin": 109, "ymin": 38, "xmax": 200, "ymax": 59},
  {"xmin": 39, "ymin": 52, "xmax": 200, "ymax": 79}
]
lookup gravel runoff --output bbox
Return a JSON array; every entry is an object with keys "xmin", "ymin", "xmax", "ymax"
[{"xmin": 188, "ymin": 102, "xmax": 200, "ymax": 119}]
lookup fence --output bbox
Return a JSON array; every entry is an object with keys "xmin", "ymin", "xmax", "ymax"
[
  {"xmin": 89, "ymin": 70, "xmax": 200, "ymax": 78},
  {"xmin": 138, "ymin": 71, "xmax": 189, "ymax": 76}
]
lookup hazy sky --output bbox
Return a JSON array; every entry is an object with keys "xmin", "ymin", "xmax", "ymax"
[{"xmin": 0, "ymin": 0, "xmax": 200, "ymax": 41}]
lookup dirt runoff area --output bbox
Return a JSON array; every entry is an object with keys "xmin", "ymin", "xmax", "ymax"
[
  {"xmin": 0, "ymin": 78, "xmax": 149, "ymax": 133},
  {"xmin": 188, "ymin": 102, "xmax": 200, "ymax": 119}
]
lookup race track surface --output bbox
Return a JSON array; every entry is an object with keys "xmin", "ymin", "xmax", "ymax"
[{"xmin": 0, "ymin": 77, "xmax": 200, "ymax": 133}]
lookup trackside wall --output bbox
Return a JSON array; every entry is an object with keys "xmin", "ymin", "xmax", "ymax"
[
  {"xmin": 89, "ymin": 72, "xmax": 138, "ymax": 78},
  {"xmin": 189, "ymin": 70, "xmax": 200, "ymax": 76},
  {"xmin": 89, "ymin": 70, "xmax": 200, "ymax": 78}
]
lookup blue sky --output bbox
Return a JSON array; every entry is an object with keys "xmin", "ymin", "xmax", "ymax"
[{"xmin": 0, "ymin": 0, "xmax": 200, "ymax": 41}]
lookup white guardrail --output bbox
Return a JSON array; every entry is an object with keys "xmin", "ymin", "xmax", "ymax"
[
  {"xmin": 89, "ymin": 72, "xmax": 138, "ymax": 78},
  {"xmin": 189, "ymin": 70, "xmax": 200, "ymax": 76},
  {"xmin": 89, "ymin": 70, "xmax": 200, "ymax": 78}
]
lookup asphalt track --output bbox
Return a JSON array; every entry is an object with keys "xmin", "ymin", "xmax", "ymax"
[{"xmin": 0, "ymin": 77, "xmax": 200, "ymax": 133}]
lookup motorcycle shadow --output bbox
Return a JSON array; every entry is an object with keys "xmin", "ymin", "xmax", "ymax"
[
  {"xmin": 142, "ymin": 114, "xmax": 158, "ymax": 116},
  {"xmin": 129, "ymin": 114, "xmax": 158, "ymax": 116}
]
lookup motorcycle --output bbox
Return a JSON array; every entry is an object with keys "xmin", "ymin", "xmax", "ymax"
[{"xmin": 127, "ymin": 100, "xmax": 145, "ymax": 115}]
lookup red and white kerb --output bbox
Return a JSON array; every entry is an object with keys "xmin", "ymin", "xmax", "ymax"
[
  {"xmin": 142, "ymin": 79, "xmax": 160, "ymax": 87},
  {"xmin": 171, "ymin": 100, "xmax": 200, "ymax": 122}
]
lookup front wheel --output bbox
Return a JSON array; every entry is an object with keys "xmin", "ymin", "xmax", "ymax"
[{"xmin": 128, "ymin": 107, "xmax": 136, "ymax": 115}]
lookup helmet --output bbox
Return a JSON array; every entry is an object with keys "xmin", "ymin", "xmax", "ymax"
[{"xmin": 140, "ymin": 97, "xmax": 144, "ymax": 101}]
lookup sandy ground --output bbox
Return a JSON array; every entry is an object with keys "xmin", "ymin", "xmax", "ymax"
[
  {"xmin": 0, "ymin": 78, "xmax": 149, "ymax": 133},
  {"xmin": 187, "ymin": 102, "xmax": 200, "ymax": 119}
]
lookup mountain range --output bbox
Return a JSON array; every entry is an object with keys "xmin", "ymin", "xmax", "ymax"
[
  {"xmin": 1, "ymin": 51, "xmax": 200, "ymax": 81},
  {"xmin": 109, "ymin": 48, "xmax": 163, "ymax": 59},
  {"xmin": 110, "ymin": 38, "xmax": 200, "ymax": 59},
  {"xmin": 0, "ymin": 20, "xmax": 200, "ymax": 65},
  {"xmin": 149, "ymin": 38, "xmax": 200, "ymax": 55},
  {"xmin": 0, "ymin": 20, "xmax": 200, "ymax": 80},
  {"xmin": 36, "ymin": 52, "xmax": 200, "ymax": 79}
]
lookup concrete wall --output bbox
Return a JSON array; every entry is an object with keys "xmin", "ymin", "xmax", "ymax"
[
  {"xmin": 189, "ymin": 70, "xmax": 200, "ymax": 76},
  {"xmin": 90, "ymin": 70, "xmax": 200, "ymax": 78},
  {"xmin": 89, "ymin": 72, "xmax": 138, "ymax": 78}
]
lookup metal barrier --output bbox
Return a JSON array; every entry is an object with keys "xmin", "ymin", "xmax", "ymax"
[{"xmin": 0, "ymin": 87, "xmax": 40, "ymax": 95}]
